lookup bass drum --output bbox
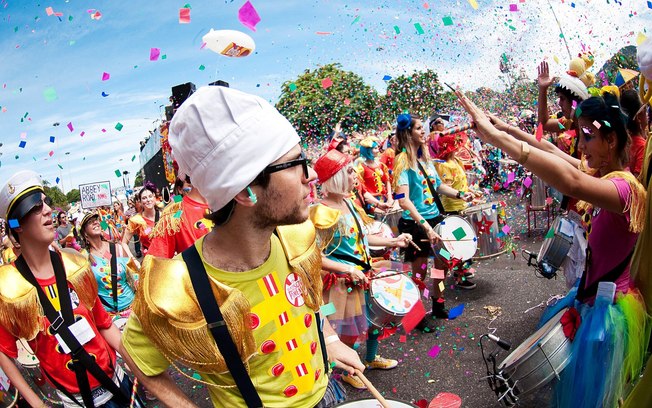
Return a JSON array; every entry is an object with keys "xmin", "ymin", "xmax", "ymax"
[{"xmin": 336, "ymin": 398, "xmax": 417, "ymax": 407}]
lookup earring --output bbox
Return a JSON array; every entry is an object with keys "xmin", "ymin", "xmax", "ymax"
[{"xmin": 246, "ymin": 187, "xmax": 257, "ymax": 204}]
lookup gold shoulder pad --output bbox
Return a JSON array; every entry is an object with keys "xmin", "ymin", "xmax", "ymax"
[
  {"xmin": 132, "ymin": 254, "xmax": 256, "ymax": 374},
  {"xmin": 309, "ymin": 204, "xmax": 341, "ymax": 230},
  {"xmin": 149, "ymin": 201, "xmax": 183, "ymax": 239}
]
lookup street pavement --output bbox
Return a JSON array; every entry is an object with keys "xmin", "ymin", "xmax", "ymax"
[{"xmin": 141, "ymin": 190, "xmax": 570, "ymax": 408}]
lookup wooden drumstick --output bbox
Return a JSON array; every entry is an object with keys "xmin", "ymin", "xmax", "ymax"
[
  {"xmin": 407, "ymin": 239, "xmax": 421, "ymax": 251},
  {"xmin": 354, "ymin": 369, "xmax": 391, "ymax": 408},
  {"xmin": 420, "ymin": 238, "xmax": 475, "ymax": 242}
]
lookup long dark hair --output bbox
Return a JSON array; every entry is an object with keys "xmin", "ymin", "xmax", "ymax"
[
  {"xmin": 619, "ymin": 89, "xmax": 645, "ymax": 137},
  {"xmin": 577, "ymin": 92, "xmax": 629, "ymax": 165}
]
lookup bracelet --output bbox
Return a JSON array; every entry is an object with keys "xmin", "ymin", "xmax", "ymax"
[
  {"xmin": 325, "ymin": 335, "xmax": 340, "ymax": 345},
  {"xmin": 517, "ymin": 141, "xmax": 530, "ymax": 165},
  {"xmin": 456, "ymin": 190, "xmax": 464, "ymax": 199}
]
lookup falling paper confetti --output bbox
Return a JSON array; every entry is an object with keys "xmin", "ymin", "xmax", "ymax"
[
  {"xmin": 43, "ymin": 87, "xmax": 57, "ymax": 102},
  {"xmin": 179, "ymin": 7, "xmax": 191, "ymax": 24},
  {"xmin": 115, "ymin": 122, "xmax": 123, "ymax": 131},
  {"xmin": 150, "ymin": 48, "xmax": 161, "ymax": 61},
  {"xmin": 321, "ymin": 78, "xmax": 333, "ymax": 89},
  {"xmin": 101, "ymin": 72, "xmax": 110, "ymax": 81},
  {"xmin": 238, "ymin": 1, "xmax": 261, "ymax": 32}
]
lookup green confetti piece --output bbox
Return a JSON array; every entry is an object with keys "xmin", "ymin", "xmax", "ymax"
[
  {"xmin": 161, "ymin": 54, "xmax": 167, "ymax": 60},
  {"xmin": 131, "ymin": 155, "xmax": 136, "ymax": 161},
  {"xmin": 43, "ymin": 87, "xmax": 57, "ymax": 102},
  {"xmin": 183, "ymin": 3, "xmax": 192, "ymax": 8},
  {"xmin": 452, "ymin": 227, "xmax": 467, "ymax": 240},
  {"xmin": 439, "ymin": 248, "xmax": 451, "ymax": 260},
  {"xmin": 68, "ymin": 15, "xmax": 73, "ymax": 22},
  {"xmin": 100, "ymin": 221, "xmax": 108, "ymax": 230},
  {"xmin": 575, "ymin": 107, "xmax": 582, "ymax": 117},
  {"xmin": 351, "ymin": 15, "xmax": 360, "ymax": 25},
  {"xmin": 199, "ymin": 64, "xmax": 205, "ymax": 71},
  {"xmin": 330, "ymin": 361, "xmax": 336, "ymax": 369},
  {"xmin": 414, "ymin": 22, "xmax": 424, "ymax": 35},
  {"xmin": 174, "ymin": 195, "xmax": 183, "ymax": 203},
  {"xmin": 442, "ymin": 16, "xmax": 454, "ymax": 26},
  {"xmin": 545, "ymin": 227, "xmax": 555, "ymax": 239},
  {"xmin": 192, "ymin": 372, "xmax": 202, "ymax": 380},
  {"xmin": 393, "ymin": 25, "xmax": 400, "ymax": 34},
  {"xmin": 320, "ymin": 302, "xmax": 336, "ymax": 317},
  {"xmin": 115, "ymin": 122, "xmax": 123, "ymax": 131},
  {"xmin": 173, "ymin": 210, "xmax": 183, "ymax": 218},
  {"xmin": 289, "ymin": 83, "xmax": 297, "ymax": 92},
  {"xmin": 58, "ymin": 164, "xmax": 63, "ymax": 170},
  {"xmin": 603, "ymin": 120, "xmax": 611, "ymax": 128},
  {"xmin": 115, "ymin": 169, "xmax": 122, "ymax": 177}
]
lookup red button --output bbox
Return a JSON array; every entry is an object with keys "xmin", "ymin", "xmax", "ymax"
[
  {"xmin": 249, "ymin": 313, "xmax": 260, "ymax": 330},
  {"xmin": 271, "ymin": 363, "xmax": 284, "ymax": 377},
  {"xmin": 283, "ymin": 385, "xmax": 298, "ymax": 398},
  {"xmin": 304, "ymin": 313, "xmax": 312, "ymax": 328},
  {"xmin": 310, "ymin": 341, "xmax": 317, "ymax": 355},
  {"xmin": 261, "ymin": 340, "xmax": 276, "ymax": 354},
  {"xmin": 314, "ymin": 369, "xmax": 321, "ymax": 381}
]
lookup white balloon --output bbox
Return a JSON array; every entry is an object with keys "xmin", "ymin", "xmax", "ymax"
[{"xmin": 202, "ymin": 29, "xmax": 255, "ymax": 58}]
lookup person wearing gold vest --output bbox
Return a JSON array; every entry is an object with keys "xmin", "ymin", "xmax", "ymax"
[{"xmin": 119, "ymin": 86, "xmax": 363, "ymax": 408}]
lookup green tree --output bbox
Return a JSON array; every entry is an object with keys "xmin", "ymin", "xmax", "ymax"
[
  {"xmin": 380, "ymin": 70, "xmax": 446, "ymax": 121},
  {"xmin": 44, "ymin": 185, "xmax": 68, "ymax": 210},
  {"xmin": 276, "ymin": 63, "xmax": 382, "ymax": 143},
  {"xmin": 66, "ymin": 189, "xmax": 80, "ymax": 204},
  {"xmin": 133, "ymin": 171, "xmax": 144, "ymax": 187},
  {"xmin": 597, "ymin": 45, "xmax": 638, "ymax": 87}
]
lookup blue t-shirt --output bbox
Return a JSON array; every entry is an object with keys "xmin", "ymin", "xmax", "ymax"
[
  {"xmin": 396, "ymin": 160, "xmax": 442, "ymax": 220},
  {"xmin": 319, "ymin": 201, "xmax": 371, "ymax": 268},
  {"xmin": 91, "ymin": 255, "xmax": 136, "ymax": 312}
]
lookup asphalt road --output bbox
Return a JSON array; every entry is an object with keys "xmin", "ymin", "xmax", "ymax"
[{"xmin": 136, "ymin": 190, "xmax": 570, "ymax": 408}]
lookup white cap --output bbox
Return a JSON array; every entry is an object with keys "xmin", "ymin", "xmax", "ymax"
[
  {"xmin": 556, "ymin": 74, "xmax": 590, "ymax": 101},
  {"xmin": 0, "ymin": 170, "xmax": 44, "ymax": 222},
  {"xmin": 169, "ymin": 86, "xmax": 300, "ymax": 211}
]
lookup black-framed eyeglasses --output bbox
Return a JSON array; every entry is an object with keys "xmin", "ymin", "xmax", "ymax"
[
  {"xmin": 29, "ymin": 196, "xmax": 53, "ymax": 215},
  {"xmin": 261, "ymin": 151, "xmax": 309, "ymax": 179}
]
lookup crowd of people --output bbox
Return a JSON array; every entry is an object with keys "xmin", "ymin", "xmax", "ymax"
[{"xmin": 0, "ymin": 51, "xmax": 651, "ymax": 408}]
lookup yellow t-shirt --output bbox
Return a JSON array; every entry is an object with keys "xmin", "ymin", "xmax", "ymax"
[
  {"xmin": 435, "ymin": 158, "xmax": 469, "ymax": 213},
  {"xmin": 122, "ymin": 235, "xmax": 328, "ymax": 407}
]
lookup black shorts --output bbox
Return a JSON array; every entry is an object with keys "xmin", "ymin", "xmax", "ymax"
[{"xmin": 397, "ymin": 215, "xmax": 445, "ymax": 261}]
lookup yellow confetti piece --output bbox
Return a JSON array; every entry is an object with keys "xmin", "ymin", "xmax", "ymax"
[
  {"xmin": 438, "ymin": 281, "xmax": 445, "ymax": 292},
  {"xmin": 467, "ymin": 0, "xmax": 478, "ymax": 10},
  {"xmin": 553, "ymin": 55, "xmax": 559, "ymax": 64},
  {"xmin": 637, "ymin": 32, "xmax": 647, "ymax": 46}
]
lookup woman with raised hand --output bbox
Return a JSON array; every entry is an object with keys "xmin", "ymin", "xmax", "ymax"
[
  {"xmin": 392, "ymin": 114, "xmax": 474, "ymax": 328},
  {"xmin": 456, "ymin": 90, "xmax": 649, "ymax": 408}
]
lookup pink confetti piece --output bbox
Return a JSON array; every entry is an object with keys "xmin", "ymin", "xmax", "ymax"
[
  {"xmin": 20, "ymin": 132, "xmax": 27, "ymax": 139},
  {"xmin": 502, "ymin": 225, "xmax": 511, "ymax": 234},
  {"xmin": 343, "ymin": 98, "xmax": 350, "ymax": 105},
  {"xmin": 507, "ymin": 172, "xmax": 515, "ymax": 183},
  {"xmin": 67, "ymin": 122, "xmax": 74, "ymax": 132},
  {"xmin": 535, "ymin": 122, "xmax": 543, "ymax": 142},
  {"xmin": 593, "ymin": 120, "xmax": 601, "ymax": 129},
  {"xmin": 523, "ymin": 176, "xmax": 532, "ymax": 188},
  {"xmin": 423, "ymin": 288, "xmax": 430, "ymax": 298},
  {"xmin": 150, "ymin": 48, "xmax": 161, "ymax": 61},
  {"xmin": 48, "ymin": 151, "xmax": 54, "ymax": 157},
  {"xmin": 509, "ymin": 4, "xmax": 518, "ymax": 11},
  {"xmin": 101, "ymin": 72, "xmax": 110, "ymax": 81},
  {"xmin": 179, "ymin": 7, "xmax": 191, "ymax": 24},
  {"xmin": 45, "ymin": 7, "xmax": 53, "ymax": 16},
  {"xmin": 238, "ymin": 1, "xmax": 261, "ymax": 32},
  {"xmin": 428, "ymin": 345, "xmax": 441, "ymax": 358},
  {"xmin": 321, "ymin": 77, "xmax": 333, "ymax": 89}
]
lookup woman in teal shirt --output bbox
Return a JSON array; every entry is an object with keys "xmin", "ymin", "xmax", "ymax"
[
  {"xmin": 80, "ymin": 212, "xmax": 139, "ymax": 325},
  {"xmin": 392, "ymin": 114, "xmax": 473, "ymax": 327}
]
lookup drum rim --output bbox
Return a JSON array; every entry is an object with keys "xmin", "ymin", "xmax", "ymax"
[
  {"xmin": 461, "ymin": 200, "xmax": 502, "ymax": 214},
  {"xmin": 434, "ymin": 215, "xmax": 478, "ymax": 260},
  {"xmin": 335, "ymin": 397, "xmax": 418, "ymax": 407},
  {"xmin": 499, "ymin": 308, "xmax": 569, "ymax": 369},
  {"xmin": 368, "ymin": 271, "xmax": 420, "ymax": 315}
]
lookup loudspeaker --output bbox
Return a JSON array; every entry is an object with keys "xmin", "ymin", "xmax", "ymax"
[
  {"xmin": 209, "ymin": 80, "xmax": 230, "ymax": 88},
  {"xmin": 171, "ymin": 82, "xmax": 196, "ymax": 108}
]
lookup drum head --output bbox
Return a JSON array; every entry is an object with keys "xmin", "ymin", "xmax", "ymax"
[
  {"xmin": 366, "ymin": 221, "xmax": 394, "ymax": 252},
  {"xmin": 370, "ymin": 271, "xmax": 420, "ymax": 315},
  {"xmin": 537, "ymin": 216, "xmax": 575, "ymax": 264},
  {"xmin": 499, "ymin": 308, "xmax": 568, "ymax": 368},
  {"xmin": 16, "ymin": 340, "xmax": 39, "ymax": 368},
  {"xmin": 336, "ymin": 398, "xmax": 417, "ymax": 407},
  {"xmin": 436, "ymin": 216, "xmax": 477, "ymax": 261}
]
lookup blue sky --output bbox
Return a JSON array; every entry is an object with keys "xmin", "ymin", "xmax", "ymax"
[{"xmin": 0, "ymin": 0, "xmax": 650, "ymax": 193}]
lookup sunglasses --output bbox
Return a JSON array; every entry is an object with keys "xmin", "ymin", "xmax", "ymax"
[
  {"xmin": 29, "ymin": 196, "xmax": 53, "ymax": 215},
  {"xmin": 261, "ymin": 151, "xmax": 309, "ymax": 179}
]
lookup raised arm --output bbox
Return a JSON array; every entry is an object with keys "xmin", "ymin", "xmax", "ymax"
[
  {"xmin": 457, "ymin": 91, "xmax": 624, "ymax": 214},
  {"xmin": 537, "ymin": 61, "xmax": 564, "ymax": 133}
]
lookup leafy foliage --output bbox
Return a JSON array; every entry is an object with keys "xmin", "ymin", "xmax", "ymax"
[{"xmin": 381, "ymin": 69, "xmax": 446, "ymax": 120}]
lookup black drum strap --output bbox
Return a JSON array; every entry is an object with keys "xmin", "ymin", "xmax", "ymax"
[
  {"xmin": 416, "ymin": 160, "xmax": 446, "ymax": 215},
  {"xmin": 181, "ymin": 245, "xmax": 263, "ymax": 408}
]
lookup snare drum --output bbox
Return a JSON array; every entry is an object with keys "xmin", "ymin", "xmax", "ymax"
[
  {"xmin": 365, "ymin": 221, "xmax": 394, "ymax": 258},
  {"xmin": 537, "ymin": 216, "xmax": 576, "ymax": 278},
  {"xmin": 366, "ymin": 271, "xmax": 421, "ymax": 328},
  {"xmin": 336, "ymin": 399, "xmax": 417, "ymax": 407},
  {"xmin": 462, "ymin": 202, "xmax": 507, "ymax": 259},
  {"xmin": 432, "ymin": 216, "xmax": 478, "ymax": 263},
  {"xmin": 0, "ymin": 367, "xmax": 17, "ymax": 408},
  {"xmin": 15, "ymin": 340, "xmax": 62, "ymax": 406},
  {"xmin": 496, "ymin": 308, "xmax": 572, "ymax": 402},
  {"xmin": 381, "ymin": 202, "xmax": 403, "ymax": 234}
]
